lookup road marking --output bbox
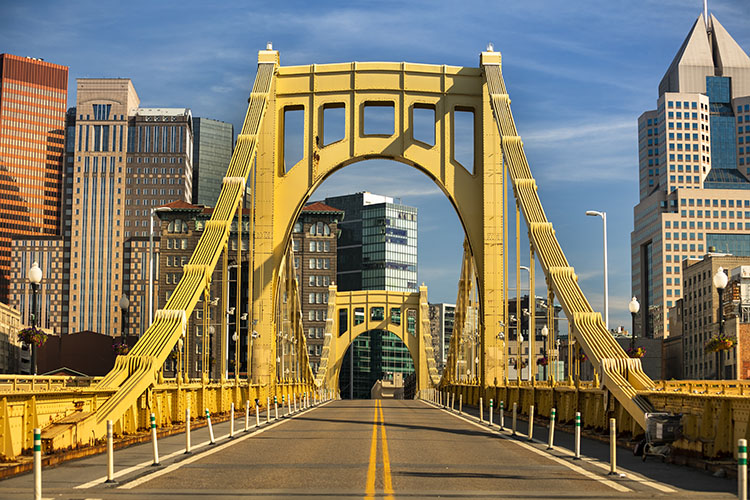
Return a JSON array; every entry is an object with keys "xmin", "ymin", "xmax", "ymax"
[
  {"xmin": 424, "ymin": 400, "xmax": 632, "ymax": 493},
  {"xmin": 378, "ymin": 402, "xmax": 394, "ymax": 500},
  {"xmin": 99, "ymin": 401, "xmax": 331, "ymax": 490},
  {"xmin": 365, "ymin": 400, "xmax": 379, "ymax": 499}
]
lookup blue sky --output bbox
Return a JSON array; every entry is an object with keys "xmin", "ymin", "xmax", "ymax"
[{"xmin": 3, "ymin": 1, "xmax": 749, "ymax": 329}]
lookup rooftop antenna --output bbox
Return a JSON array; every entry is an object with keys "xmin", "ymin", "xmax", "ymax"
[{"xmin": 703, "ymin": 0, "xmax": 708, "ymax": 28}]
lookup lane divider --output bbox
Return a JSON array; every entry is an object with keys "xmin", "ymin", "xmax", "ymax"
[
  {"xmin": 379, "ymin": 401, "xmax": 394, "ymax": 500},
  {"xmin": 364, "ymin": 400, "xmax": 394, "ymax": 500},
  {"xmin": 364, "ymin": 401, "xmax": 379, "ymax": 499}
]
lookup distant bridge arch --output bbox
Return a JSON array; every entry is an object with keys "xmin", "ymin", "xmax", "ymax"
[{"xmin": 316, "ymin": 287, "xmax": 440, "ymax": 395}]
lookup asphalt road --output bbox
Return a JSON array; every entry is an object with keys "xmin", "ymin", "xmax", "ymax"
[{"xmin": 0, "ymin": 398, "xmax": 739, "ymax": 499}]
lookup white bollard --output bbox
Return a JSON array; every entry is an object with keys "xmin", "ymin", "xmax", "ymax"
[
  {"xmin": 294, "ymin": 394, "xmax": 298, "ymax": 413},
  {"xmin": 274, "ymin": 396, "xmax": 279, "ymax": 420},
  {"xmin": 255, "ymin": 399, "xmax": 260, "ymax": 428},
  {"xmin": 266, "ymin": 396, "xmax": 271, "ymax": 423},
  {"xmin": 287, "ymin": 395, "xmax": 292, "ymax": 416},
  {"xmin": 739, "ymin": 438, "xmax": 747, "ymax": 500},
  {"xmin": 547, "ymin": 408, "xmax": 556, "ymax": 450},
  {"xmin": 479, "ymin": 397, "xmax": 484, "ymax": 422},
  {"xmin": 185, "ymin": 406, "xmax": 191, "ymax": 453},
  {"xmin": 608, "ymin": 418, "xmax": 617, "ymax": 475},
  {"xmin": 150, "ymin": 413, "xmax": 160, "ymax": 465},
  {"xmin": 106, "ymin": 420, "xmax": 115, "ymax": 483},
  {"xmin": 33, "ymin": 428, "xmax": 41, "ymax": 500},
  {"xmin": 574, "ymin": 412, "xmax": 581, "ymax": 459},
  {"xmin": 245, "ymin": 400, "xmax": 250, "ymax": 432},
  {"xmin": 459, "ymin": 394, "xmax": 463, "ymax": 414},
  {"xmin": 451, "ymin": 392, "xmax": 455, "ymax": 411},
  {"xmin": 229, "ymin": 402, "xmax": 235, "ymax": 438},
  {"xmin": 489, "ymin": 399, "xmax": 494, "ymax": 426},
  {"xmin": 500, "ymin": 401, "xmax": 505, "ymax": 429},
  {"xmin": 206, "ymin": 409, "xmax": 215, "ymax": 445},
  {"xmin": 528, "ymin": 405, "xmax": 535, "ymax": 441},
  {"xmin": 512, "ymin": 402, "xmax": 517, "ymax": 435}
]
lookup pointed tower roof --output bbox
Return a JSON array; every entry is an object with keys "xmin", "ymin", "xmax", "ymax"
[
  {"xmin": 659, "ymin": 14, "xmax": 714, "ymax": 95},
  {"xmin": 659, "ymin": 13, "xmax": 750, "ymax": 99},
  {"xmin": 710, "ymin": 14, "xmax": 750, "ymax": 98}
]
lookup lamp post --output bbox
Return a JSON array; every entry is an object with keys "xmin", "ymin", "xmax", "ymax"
[
  {"xmin": 713, "ymin": 267, "xmax": 728, "ymax": 380},
  {"xmin": 541, "ymin": 324, "xmax": 549, "ymax": 381},
  {"xmin": 628, "ymin": 297, "xmax": 640, "ymax": 351},
  {"xmin": 27, "ymin": 262, "xmax": 42, "ymax": 376},
  {"xmin": 585, "ymin": 210, "xmax": 608, "ymax": 330},
  {"xmin": 119, "ymin": 294, "xmax": 130, "ymax": 340},
  {"xmin": 149, "ymin": 206, "xmax": 171, "ymax": 327}
]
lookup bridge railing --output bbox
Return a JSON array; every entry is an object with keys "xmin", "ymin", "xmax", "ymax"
[{"xmin": 0, "ymin": 375, "xmax": 102, "ymax": 393}]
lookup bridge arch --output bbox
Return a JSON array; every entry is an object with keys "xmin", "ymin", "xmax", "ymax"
[
  {"xmin": 252, "ymin": 56, "xmax": 506, "ymax": 391},
  {"xmin": 316, "ymin": 287, "xmax": 440, "ymax": 395}
]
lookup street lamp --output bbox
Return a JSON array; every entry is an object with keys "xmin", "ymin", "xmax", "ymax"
[
  {"xmin": 585, "ymin": 210, "xmax": 608, "ymax": 330},
  {"xmin": 713, "ymin": 267, "xmax": 728, "ymax": 380},
  {"xmin": 27, "ymin": 262, "xmax": 42, "ymax": 375},
  {"xmin": 119, "ymin": 294, "xmax": 130, "ymax": 340},
  {"xmin": 628, "ymin": 297, "xmax": 640, "ymax": 350},
  {"xmin": 541, "ymin": 324, "xmax": 549, "ymax": 381},
  {"xmin": 149, "ymin": 206, "xmax": 172, "ymax": 327}
]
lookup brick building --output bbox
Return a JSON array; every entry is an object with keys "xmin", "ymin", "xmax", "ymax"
[{"xmin": 292, "ymin": 201, "xmax": 342, "ymax": 374}]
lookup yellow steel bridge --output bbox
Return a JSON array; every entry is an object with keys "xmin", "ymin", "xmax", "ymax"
[{"xmin": 1, "ymin": 48, "xmax": 748, "ymax": 462}]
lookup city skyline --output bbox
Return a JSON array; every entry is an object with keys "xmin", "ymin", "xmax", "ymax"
[{"xmin": 3, "ymin": 1, "xmax": 749, "ymax": 329}]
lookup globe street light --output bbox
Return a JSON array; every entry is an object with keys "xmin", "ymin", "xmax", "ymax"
[
  {"xmin": 119, "ymin": 294, "xmax": 130, "ymax": 340},
  {"xmin": 585, "ymin": 210, "xmax": 608, "ymax": 330},
  {"xmin": 27, "ymin": 262, "xmax": 42, "ymax": 375},
  {"xmin": 628, "ymin": 297, "xmax": 640, "ymax": 350},
  {"xmin": 713, "ymin": 267, "xmax": 728, "ymax": 380}
]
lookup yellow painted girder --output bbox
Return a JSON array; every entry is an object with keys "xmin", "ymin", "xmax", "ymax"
[
  {"xmin": 482, "ymin": 53, "xmax": 654, "ymax": 427},
  {"xmin": 90, "ymin": 59, "xmax": 279, "ymax": 432}
]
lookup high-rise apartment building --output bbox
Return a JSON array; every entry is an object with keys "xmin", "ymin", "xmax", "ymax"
[
  {"xmin": 325, "ymin": 192, "xmax": 418, "ymax": 398},
  {"xmin": 632, "ymin": 13, "xmax": 750, "ymax": 338},
  {"xmin": 291, "ymin": 202, "xmax": 342, "ymax": 374},
  {"xmin": 192, "ymin": 118, "xmax": 234, "ymax": 207},
  {"xmin": 0, "ymin": 54, "xmax": 68, "ymax": 301},
  {"xmin": 68, "ymin": 80, "xmax": 193, "ymax": 335}
]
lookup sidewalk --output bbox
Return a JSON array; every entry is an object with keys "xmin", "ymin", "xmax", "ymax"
[
  {"xmin": 0, "ymin": 399, "xmax": 323, "ymax": 493},
  {"xmin": 436, "ymin": 400, "xmax": 736, "ymax": 496}
]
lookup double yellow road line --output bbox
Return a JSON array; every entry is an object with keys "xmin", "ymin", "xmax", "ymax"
[{"xmin": 365, "ymin": 399, "xmax": 394, "ymax": 500}]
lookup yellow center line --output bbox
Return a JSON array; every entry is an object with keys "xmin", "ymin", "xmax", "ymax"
[
  {"xmin": 364, "ymin": 399, "xmax": 379, "ymax": 499},
  {"xmin": 379, "ymin": 402, "xmax": 394, "ymax": 500}
]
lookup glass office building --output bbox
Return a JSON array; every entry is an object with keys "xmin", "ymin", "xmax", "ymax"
[{"xmin": 192, "ymin": 118, "xmax": 234, "ymax": 207}]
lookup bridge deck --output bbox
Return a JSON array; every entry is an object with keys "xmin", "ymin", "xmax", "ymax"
[{"xmin": 0, "ymin": 400, "xmax": 736, "ymax": 499}]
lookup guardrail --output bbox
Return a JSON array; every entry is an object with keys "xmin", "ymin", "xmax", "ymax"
[{"xmin": 0, "ymin": 375, "xmax": 101, "ymax": 393}]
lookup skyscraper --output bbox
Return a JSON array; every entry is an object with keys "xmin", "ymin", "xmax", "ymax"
[
  {"xmin": 632, "ymin": 13, "xmax": 750, "ymax": 339},
  {"xmin": 9, "ymin": 78, "xmax": 194, "ymax": 336},
  {"xmin": 192, "ymin": 118, "xmax": 234, "ymax": 207},
  {"xmin": 0, "ymin": 54, "xmax": 68, "ymax": 301},
  {"xmin": 325, "ymin": 192, "xmax": 418, "ymax": 398}
]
